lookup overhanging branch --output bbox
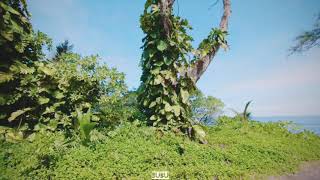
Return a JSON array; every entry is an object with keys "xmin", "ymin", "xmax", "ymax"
[{"xmin": 188, "ymin": 0, "xmax": 231, "ymax": 83}]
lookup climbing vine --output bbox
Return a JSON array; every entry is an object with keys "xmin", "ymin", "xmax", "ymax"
[
  {"xmin": 138, "ymin": 0, "xmax": 228, "ymax": 136},
  {"xmin": 196, "ymin": 28, "xmax": 228, "ymax": 60},
  {"xmin": 138, "ymin": 0, "xmax": 195, "ymax": 131}
]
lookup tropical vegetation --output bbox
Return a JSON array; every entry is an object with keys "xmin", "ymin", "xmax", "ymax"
[{"xmin": 0, "ymin": 0, "xmax": 319, "ymax": 179}]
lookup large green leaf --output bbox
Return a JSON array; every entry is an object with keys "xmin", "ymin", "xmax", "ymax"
[
  {"xmin": 0, "ymin": 2, "xmax": 21, "ymax": 15},
  {"xmin": 150, "ymin": 115, "xmax": 156, "ymax": 121},
  {"xmin": 192, "ymin": 125, "xmax": 207, "ymax": 144},
  {"xmin": 154, "ymin": 61, "xmax": 164, "ymax": 67},
  {"xmin": 1, "ymin": 30, "xmax": 14, "ymax": 41},
  {"xmin": 38, "ymin": 65, "xmax": 55, "ymax": 76},
  {"xmin": 166, "ymin": 114, "xmax": 173, "ymax": 120},
  {"xmin": 149, "ymin": 101, "xmax": 156, "ymax": 108},
  {"xmin": 76, "ymin": 108, "xmax": 96, "ymax": 143},
  {"xmin": 164, "ymin": 103, "xmax": 172, "ymax": 112},
  {"xmin": 0, "ymin": 72, "xmax": 14, "ymax": 83},
  {"xmin": 38, "ymin": 97, "xmax": 50, "ymax": 105},
  {"xmin": 80, "ymin": 122, "xmax": 96, "ymax": 142},
  {"xmin": 151, "ymin": 67, "xmax": 161, "ymax": 75},
  {"xmin": 180, "ymin": 89, "xmax": 189, "ymax": 104},
  {"xmin": 164, "ymin": 56, "xmax": 173, "ymax": 65},
  {"xmin": 0, "ymin": 113, "xmax": 7, "ymax": 120},
  {"xmin": 172, "ymin": 105, "xmax": 181, "ymax": 116},
  {"xmin": 153, "ymin": 75, "xmax": 163, "ymax": 85},
  {"xmin": 157, "ymin": 40, "xmax": 167, "ymax": 51},
  {"xmin": 53, "ymin": 91, "xmax": 64, "ymax": 99},
  {"xmin": 8, "ymin": 108, "xmax": 32, "ymax": 122},
  {"xmin": 5, "ymin": 131, "xmax": 24, "ymax": 143},
  {"xmin": 47, "ymin": 120, "xmax": 58, "ymax": 131}
]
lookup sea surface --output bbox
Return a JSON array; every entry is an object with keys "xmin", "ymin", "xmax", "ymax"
[{"xmin": 254, "ymin": 116, "xmax": 320, "ymax": 135}]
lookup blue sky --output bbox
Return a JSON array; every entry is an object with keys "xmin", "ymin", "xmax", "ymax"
[{"xmin": 28, "ymin": 0, "xmax": 320, "ymax": 116}]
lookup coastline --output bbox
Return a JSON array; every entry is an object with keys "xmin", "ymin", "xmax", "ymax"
[{"xmin": 254, "ymin": 116, "xmax": 320, "ymax": 135}]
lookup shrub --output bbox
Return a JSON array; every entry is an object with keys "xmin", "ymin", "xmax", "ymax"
[{"xmin": 0, "ymin": 53, "xmax": 128, "ymax": 137}]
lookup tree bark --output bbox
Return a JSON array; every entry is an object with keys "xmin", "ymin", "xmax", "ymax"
[{"xmin": 158, "ymin": 0, "xmax": 175, "ymax": 38}]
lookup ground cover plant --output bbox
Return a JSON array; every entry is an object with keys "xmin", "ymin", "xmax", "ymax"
[{"xmin": 1, "ymin": 118, "xmax": 320, "ymax": 179}]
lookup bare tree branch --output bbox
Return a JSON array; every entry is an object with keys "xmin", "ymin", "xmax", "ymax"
[{"xmin": 188, "ymin": 0, "xmax": 231, "ymax": 83}]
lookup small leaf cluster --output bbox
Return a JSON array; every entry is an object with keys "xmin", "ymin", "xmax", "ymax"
[{"xmin": 195, "ymin": 28, "xmax": 228, "ymax": 59}]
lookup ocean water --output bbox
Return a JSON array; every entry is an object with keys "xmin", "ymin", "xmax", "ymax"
[{"xmin": 254, "ymin": 116, "xmax": 320, "ymax": 135}]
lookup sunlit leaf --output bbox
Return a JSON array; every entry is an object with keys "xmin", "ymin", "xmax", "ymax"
[
  {"xmin": 157, "ymin": 40, "xmax": 167, "ymax": 51},
  {"xmin": 8, "ymin": 108, "xmax": 32, "ymax": 122},
  {"xmin": 38, "ymin": 97, "xmax": 50, "ymax": 105}
]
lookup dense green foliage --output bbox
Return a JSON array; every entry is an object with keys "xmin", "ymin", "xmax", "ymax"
[
  {"xmin": 1, "ymin": 1, "xmax": 320, "ymax": 179},
  {"xmin": 138, "ymin": 0, "xmax": 195, "ymax": 131},
  {"xmin": 0, "ymin": 0, "xmax": 51, "ymax": 131},
  {"xmin": 1, "ymin": 117, "xmax": 320, "ymax": 179},
  {"xmin": 0, "ymin": 52, "xmax": 129, "ymax": 138},
  {"xmin": 0, "ymin": 0, "xmax": 132, "ymax": 141},
  {"xmin": 0, "ymin": 0, "xmax": 45, "ymax": 67}
]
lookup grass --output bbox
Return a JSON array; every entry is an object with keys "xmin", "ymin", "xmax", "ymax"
[{"xmin": 1, "ymin": 117, "xmax": 320, "ymax": 179}]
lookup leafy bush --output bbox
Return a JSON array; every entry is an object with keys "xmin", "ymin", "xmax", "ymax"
[
  {"xmin": 1, "ymin": 118, "xmax": 320, "ymax": 179},
  {"xmin": 0, "ymin": 0, "xmax": 135, "ymax": 141},
  {"xmin": 0, "ymin": 53, "xmax": 128, "ymax": 137}
]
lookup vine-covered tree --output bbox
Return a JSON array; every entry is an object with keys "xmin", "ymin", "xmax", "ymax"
[{"xmin": 138, "ymin": 0, "xmax": 231, "ymax": 138}]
